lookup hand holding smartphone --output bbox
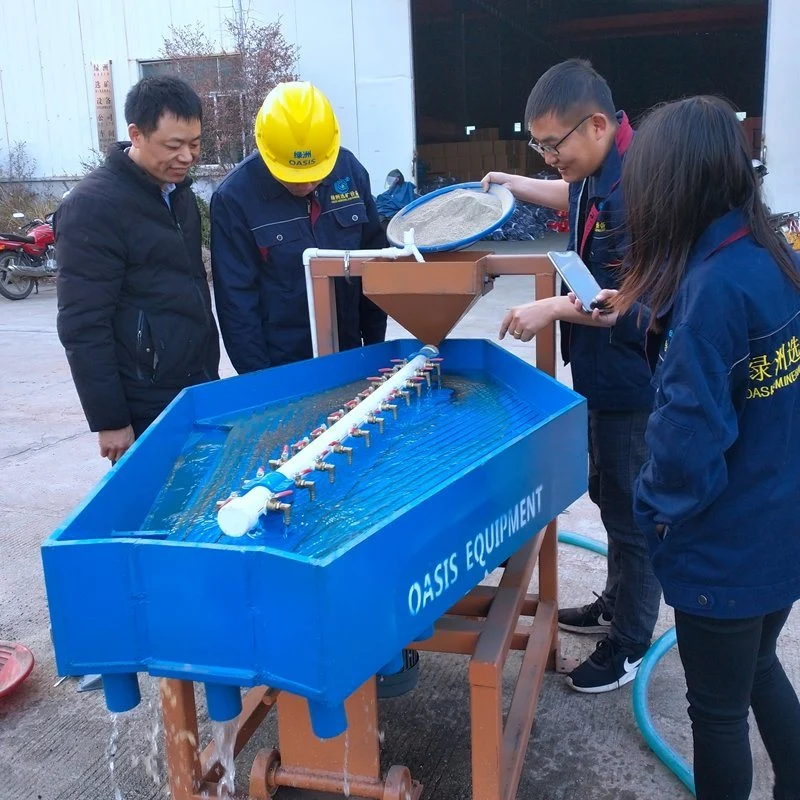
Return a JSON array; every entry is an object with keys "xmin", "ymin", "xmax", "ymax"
[{"xmin": 546, "ymin": 250, "xmax": 608, "ymax": 313}]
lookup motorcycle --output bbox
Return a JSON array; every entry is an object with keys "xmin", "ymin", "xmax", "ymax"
[{"xmin": 0, "ymin": 210, "xmax": 57, "ymax": 300}]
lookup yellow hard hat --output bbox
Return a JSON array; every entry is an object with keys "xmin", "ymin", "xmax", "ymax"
[{"xmin": 255, "ymin": 82, "xmax": 341, "ymax": 183}]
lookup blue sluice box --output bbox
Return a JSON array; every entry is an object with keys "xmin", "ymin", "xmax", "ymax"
[{"xmin": 42, "ymin": 339, "xmax": 586, "ymax": 738}]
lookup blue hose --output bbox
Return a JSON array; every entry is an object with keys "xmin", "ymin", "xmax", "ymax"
[
  {"xmin": 634, "ymin": 629, "xmax": 696, "ymax": 795},
  {"xmin": 557, "ymin": 529, "xmax": 609, "ymax": 558},
  {"xmin": 557, "ymin": 530, "xmax": 696, "ymax": 797}
]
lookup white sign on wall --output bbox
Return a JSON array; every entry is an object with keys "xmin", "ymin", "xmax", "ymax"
[{"xmin": 93, "ymin": 62, "xmax": 117, "ymax": 154}]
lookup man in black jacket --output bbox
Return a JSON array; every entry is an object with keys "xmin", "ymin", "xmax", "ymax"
[{"xmin": 56, "ymin": 77, "xmax": 220, "ymax": 463}]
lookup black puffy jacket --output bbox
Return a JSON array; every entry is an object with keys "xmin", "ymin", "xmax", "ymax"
[{"xmin": 56, "ymin": 144, "xmax": 220, "ymax": 433}]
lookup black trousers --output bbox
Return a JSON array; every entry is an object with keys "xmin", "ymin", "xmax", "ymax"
[
  {"xmin": 675, "ymin": 606, "xmax": 800, "ymax": 799},
  {"xmin": 588, "ymin": 410, "xmax": 662, "ymax": 650}
]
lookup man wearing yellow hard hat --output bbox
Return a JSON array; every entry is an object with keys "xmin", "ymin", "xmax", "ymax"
[{"xmin": 210, "ymin": 81, "xmax": 387, "ymax": 374}]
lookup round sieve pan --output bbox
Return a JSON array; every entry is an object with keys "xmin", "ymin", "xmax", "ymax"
[{"xmin": 386, "ymin": 181, "xmax": 515, "ymax": 253}]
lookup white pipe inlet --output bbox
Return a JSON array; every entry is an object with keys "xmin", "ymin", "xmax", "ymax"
[{"xmin": 302, "ymin": 229, "xmax": 425, "ymax": 359}]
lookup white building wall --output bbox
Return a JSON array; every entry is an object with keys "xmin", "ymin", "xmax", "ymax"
[
  {"xmin": 0, "ymin": 0, "xmax": 415, "ymax": 191},
  {"xmin": 763, "ymin": 0, "xmax": 800, "ymax": 212}
]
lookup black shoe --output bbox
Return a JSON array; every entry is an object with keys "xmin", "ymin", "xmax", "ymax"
[
  {"xmin": 558, "ymin": 593, "xmax": 613, "ymax": 634},
  {"xmin": 565, "ymin": 637, "xmax": 647, "ymax": 694}
]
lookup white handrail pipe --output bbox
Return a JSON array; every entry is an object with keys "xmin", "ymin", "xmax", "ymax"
[{"xmin": 302, "ymin": 229, "xmax": 424, "ymax": 358}]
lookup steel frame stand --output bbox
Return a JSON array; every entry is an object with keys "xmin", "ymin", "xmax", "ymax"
[{"xmin": 160, "ymin": 253, "xmax": 571, "ymax": 800}]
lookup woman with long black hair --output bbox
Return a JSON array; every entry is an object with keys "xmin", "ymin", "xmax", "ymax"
[{"xmin": 583, "ymin": 95, "xmax": 800, "ymax": 799}]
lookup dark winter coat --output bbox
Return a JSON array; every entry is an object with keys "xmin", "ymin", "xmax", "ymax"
[{"xmin": 56, "ymin": 143, "xmax": 220, "ymax": 433}]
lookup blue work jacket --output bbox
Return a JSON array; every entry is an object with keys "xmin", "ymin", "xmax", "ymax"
[
  {"xmin": 563, "ymin": 112, "xmax": 654, "ymax": 411},
  {"xmin": 635, "ymin": 209, "xmax": 800, "ymax": 618},
  {"xmin": 211, "ymin": 149, "xmax": 387, "ymax": 374},
  {"xmin": 375, "ymin": 181, "xmax": 416, "ymax": 220}
]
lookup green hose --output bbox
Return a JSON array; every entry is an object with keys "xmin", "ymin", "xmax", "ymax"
[{"xmin": 557, "ymin": 530, "xmax": 696, "ymax": 797}]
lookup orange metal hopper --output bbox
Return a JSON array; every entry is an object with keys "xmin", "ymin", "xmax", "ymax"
[{"xmin": 361, "ymin": 252, "xmax": 491, "ymax": 346}]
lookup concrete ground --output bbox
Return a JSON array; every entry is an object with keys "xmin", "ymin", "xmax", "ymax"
[{"xmin": 1, "ymin": 235, "xmax": 797, "ymax": 800}]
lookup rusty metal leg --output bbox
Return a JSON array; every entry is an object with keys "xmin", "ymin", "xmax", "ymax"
[
  {"xmin": 538, "ymin": 519, "xmax": 563, "ymax": 671},
  {"xmin": 469, "ymin": 659, "xmax": 504, "ymax": 800},
  {"xmin": 311, "ymin": 264, "xmax": 340, "ymax": 357},
  {"xmin": 161, "ymin": 679, "xmax": 202, "ymax": 800},
  {"xmin": 249, "ymin": 679, "xmax": 422, "ymax": 799},
  {"xmin": 465, "ymin": 523, "xmax": 560, "ymax": 800},
  {"xmin": 502, "ymin": 596, "xmax": 557, "ymax": 797},
  {"xmin": 468, "ymin": 537, "xmax": 538, "ymax": 800},
  {"xmin": 277, "ymin": 680, "xmax": 381, "ymax": 777},
  {"xmin": 535, "ymin": 272, "xmax": 557, "ymax": 377}
]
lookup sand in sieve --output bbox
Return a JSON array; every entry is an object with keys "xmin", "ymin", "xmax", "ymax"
[{"xmin": 390, "ymin": 189, "xmax": 503, "ymax": 247}]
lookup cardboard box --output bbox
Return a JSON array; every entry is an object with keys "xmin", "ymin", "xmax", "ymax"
[
  {"xmin": 488, "ymin": 155, "xmax": 508, "ymax": 172},
  {"xmin": 470, "ymin": 158, "xmax": 486, "ymax": 179},
  {"xmin": 441, "ymin": 143, "xmax": 460, "ymax": 160},
  {"xmin": 472, "ymin": 127, "xmax": 500, "ymax": 141},
  {"xmin": 455, "ymin": 142, "xmax": 471, "ymax": 157},
  {"xmin": 454, "ymin": 157, "xmax": 471, "ymax": 179},
  {"xmin": 418, "ymin": 143, "xmax": 445, "ymax": 160}
]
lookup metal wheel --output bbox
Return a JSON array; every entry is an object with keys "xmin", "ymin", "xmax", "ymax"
[
  {"xmin": 249, "ymin": 748, "xmax": 281, "ymax": 798},
  {"xmin": 0, "ymin": 253, "xmax": 34, "ymax": 300},
  {"xmin": 382, "ymin": 765, "xmax": 415, "ymax": 800}
]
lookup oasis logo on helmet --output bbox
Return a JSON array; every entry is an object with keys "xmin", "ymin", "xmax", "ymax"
[{"xmin": 290, "ymin": 150, "xmax": 315, "ymax": 167}]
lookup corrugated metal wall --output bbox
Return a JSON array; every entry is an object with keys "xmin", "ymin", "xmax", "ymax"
[
  {"xmin": 0, "ymin": 0, "xmax": 415, "ymax": 191},
  {"xmin": 763, "ymin": 0, "xmax": 799, "ymax": 212}
]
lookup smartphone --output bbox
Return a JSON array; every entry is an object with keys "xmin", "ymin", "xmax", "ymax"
[{"xmin": 546, "ymin": 250, "xmax": 606, "ymax": 313}]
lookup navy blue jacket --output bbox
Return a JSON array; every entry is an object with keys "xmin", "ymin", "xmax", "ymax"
[
  {"xmin": 563, "ymin": 112, "xmax": 654, "ymax": 411},
  {"xmin": 635, "ymin": 209, "xmax": 800, "ymax": 618},
  {"xmin": 375, "ymin": 180, "xmax": 415, "ymax": 220},
  {"xmin": 211, "ymin": 149, "xmax": 388, "ymax": 374}
]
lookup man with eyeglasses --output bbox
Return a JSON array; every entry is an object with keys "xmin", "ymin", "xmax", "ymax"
[{"xmin": 483, "ymin": 59, "xmax": 661, "ymax": 695}]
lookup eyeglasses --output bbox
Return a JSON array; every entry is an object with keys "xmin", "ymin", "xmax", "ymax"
[{"xmin": 528, "ymin": 114, "xmax": 593, "ymax": 156}]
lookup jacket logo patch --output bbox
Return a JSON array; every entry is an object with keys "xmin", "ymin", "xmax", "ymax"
[
  {"xmin": 331, "ymin": 176, "xmax": 360, "ymax": 204},
  {"xmin": 747, "ymin": 335, "xmax": 800, "ymax": 399},
  {"xmin": 594, "ymin": 221, "xmax": 606, "ymax": 233}
]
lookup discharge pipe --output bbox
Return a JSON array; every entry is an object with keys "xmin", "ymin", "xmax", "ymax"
[
  {"xmin": 302, "ymin": 229, "xmax": 425, "ymax": 359},
  {"xmin": 217, "ymin": 345, "xmax": 439, "ymax": 538}
]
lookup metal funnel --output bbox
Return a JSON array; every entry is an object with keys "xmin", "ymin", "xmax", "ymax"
[{"xmin": 361, "ymin": 252, "xmax": 490, "ymax": 345}]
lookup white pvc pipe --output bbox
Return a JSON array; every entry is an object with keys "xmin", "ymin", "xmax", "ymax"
[
  {"xmin": 302, "ymin": 229, "xmax": 425, "ymax": 359},
  {"xmin": 217, "ymin": 345, "xmax": 439, "ymax": 538}
]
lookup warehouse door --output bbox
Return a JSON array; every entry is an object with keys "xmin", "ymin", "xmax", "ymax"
[{"xmin": 411, "ymin": 0, "xmax": 768, "ymax": 190}]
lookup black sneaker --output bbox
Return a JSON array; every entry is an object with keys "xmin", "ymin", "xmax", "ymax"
[
  {"xmin": 566, "ymin": 637, "xmax": 647, "ymax": 694},
  {"xmin": 558, "ymin": 593, "xmax": 613, "ymax": 634}
]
